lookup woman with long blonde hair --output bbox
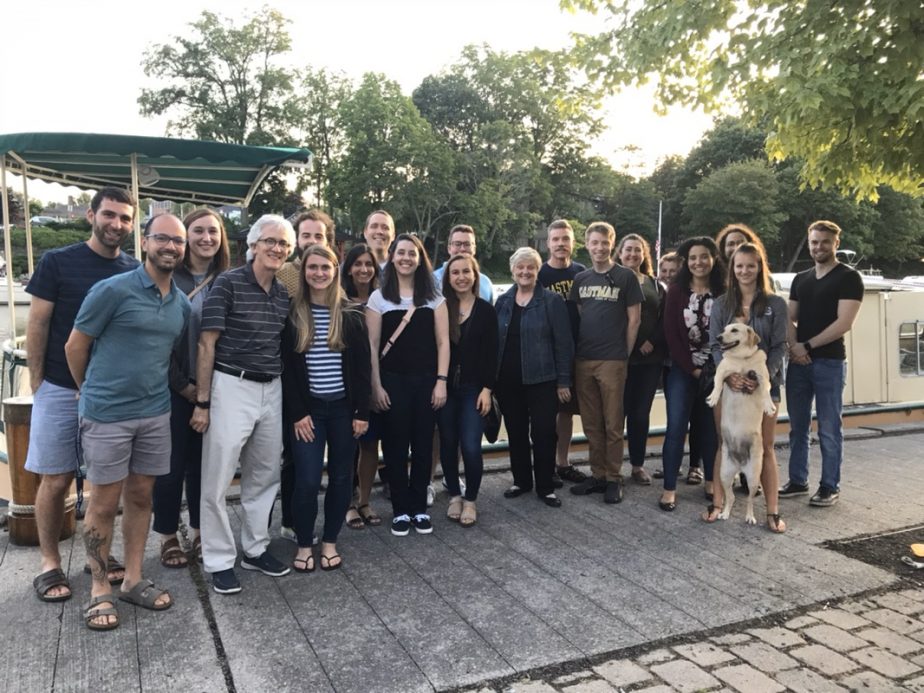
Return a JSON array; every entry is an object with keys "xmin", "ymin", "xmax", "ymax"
[{"xmin": 282, "ymin": 244, "xmax": 371, "ymax": 572}]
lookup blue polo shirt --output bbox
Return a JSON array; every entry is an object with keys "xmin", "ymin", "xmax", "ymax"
[{"xmin": 74, "ymin": 264, "xmax": 191, "ymax": 423}]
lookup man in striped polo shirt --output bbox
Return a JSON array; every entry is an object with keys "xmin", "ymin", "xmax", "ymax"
[{"xmin": 191, "ymin": 214, "xmax": 295, "ymax": 594}]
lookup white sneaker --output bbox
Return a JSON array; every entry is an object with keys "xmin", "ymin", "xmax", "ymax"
[
  {"xmin": 426, "ymin": 483, "xmax": 435, "ymax": 507},
  {"xmin": 441, "ymin": 478, "xmax": 466, "ymax": 497}
]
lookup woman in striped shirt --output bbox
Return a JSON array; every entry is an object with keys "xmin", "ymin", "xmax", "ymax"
[{"xmin": 282, "ymin": 245, "xmax": 371, "ymax": 572}]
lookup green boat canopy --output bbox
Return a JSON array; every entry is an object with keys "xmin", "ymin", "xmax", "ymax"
[{"xmin": 0, "ymin": 132, "xmax": 312, "ymax": 207}]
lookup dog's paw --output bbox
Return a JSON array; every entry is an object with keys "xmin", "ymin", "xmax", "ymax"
[
  {"xmin": 706, "ymin": 394, "xmax": 719, "ymax": 408},
  {"xmin": 764, "ymin": 404, "xmax": 777, "ymax": 416},
  {"xmin": 718, "ymin": 509, "xmax": 731, "ymax": 521},
  {"xmin": 745, "ymin": 514, "xmax": 758, "ymax": 525}
]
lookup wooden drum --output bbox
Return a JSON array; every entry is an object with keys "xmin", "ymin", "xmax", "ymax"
[{"xmin": 4, "ymin": 395, "xmax": 76, "ymax": 545}]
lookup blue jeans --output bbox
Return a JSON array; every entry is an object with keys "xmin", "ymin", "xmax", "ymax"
[
  {"xmin": 624, "ymin": 363, "xmax": 662, "ymax": 468},
  {"xmin": 661, "ymin": 365, "xmax": 716, "ymax": 491},
  {"xmin": 437, "ymin": 384, "xmax": 485, "ymax": 500},
  {"xmin": 291, "ymin": 396, "xmax": 357, "ymax": 546},
  {"xmin": 786, "ymin": 359, "xmax": 847, "ymax": 491},
  {"xmin": 380, "ymin": 371, "xmax": 436, "ymax": 518}
]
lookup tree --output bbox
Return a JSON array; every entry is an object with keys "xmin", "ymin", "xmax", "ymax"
[
  {"xmin": 328, "ymin": 73, "xmax": 457, "ymax": 240},
  {"xmin": 139, "ymin": 6, "xmax": 297, "ymax": 145},
  {"xmin": 28, "ymin": 199, "xmax": 43, "ymax": 217},
  {"xmin": 681, "ymin": 159, "xmax": 787, "ymax": 254},
  {"xmin": 292, "ymin": 68, "xmax": 353, "ymax": 208},
  {"xmin": 563, "ymin": 0, "xmax": 924, "ymax": 198}
]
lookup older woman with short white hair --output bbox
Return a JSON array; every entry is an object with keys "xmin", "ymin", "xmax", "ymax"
[{"xmin": 494, "ymin": 247, "xmax": 574, "ymax": 507}]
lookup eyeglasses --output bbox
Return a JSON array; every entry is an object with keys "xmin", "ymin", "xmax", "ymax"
[
  {"xmin": 145, "ymin": 234, "xmax": 186, "ymax": 246},
  {"xmin": 257, "ymin": 237, "xmax": 291, "ymax": 250},
  {"xmin": 450, "ymin": 241, "xmax": 474, "ymax": 249}
]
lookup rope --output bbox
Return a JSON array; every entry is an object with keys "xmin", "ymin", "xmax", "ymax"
[{"xmin": 8, "ymin": 497, "xmax": 77, "ymax": 515}]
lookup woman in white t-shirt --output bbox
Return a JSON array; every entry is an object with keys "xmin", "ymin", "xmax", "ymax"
[{"xmin": 366, "ymin": 234, "xmax": 450, "ymax": 537}]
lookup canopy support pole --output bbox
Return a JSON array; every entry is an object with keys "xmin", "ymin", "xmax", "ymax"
[
  {"xmin": 130, "ymin": 153, "xmax": 141, "ymax": 258},
  {"xmin": 0, "ymin": 157, "xmax": 18, "ymax": 340}
]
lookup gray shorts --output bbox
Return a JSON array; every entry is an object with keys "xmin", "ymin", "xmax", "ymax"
[
  {"xmin": 79, "ymin": 412, "xmax": 171, "ymax": 485},
  {"xmin": 24, "ymin": 380, "xmax": 81, "ymax": 476}
]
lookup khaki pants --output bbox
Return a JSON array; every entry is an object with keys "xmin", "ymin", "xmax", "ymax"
[
  {"xmin": 576, "ymin": 359, "xmax": 628, "ymax": 482},
  {"xmin": 200, "ymin": 371, "xmax": 283, "ymax": 574}
]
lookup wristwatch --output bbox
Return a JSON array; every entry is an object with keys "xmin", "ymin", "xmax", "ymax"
[
  {"xmin": 802, "ymin": 341, "xmax": 812, "ymax": 354},
  {"xmin": 195, "ymin": 400, "xmax": 211, "ymax": 409}
]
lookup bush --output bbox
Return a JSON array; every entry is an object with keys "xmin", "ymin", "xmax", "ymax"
[{"xmin": 1, "ymin": 226, "xmax": 89, "ymax": 277}]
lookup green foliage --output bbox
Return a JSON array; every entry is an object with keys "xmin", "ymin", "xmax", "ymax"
[
  {"xmin": 563, "ymin": 0, "xmax": 924, "ymax": 198},
  {"xmin": 681, "ymin": 159, "xmax": 787, "ymax": 253},
  {"xmin": 2, "ymin": 227, "xmax": 88, "ymax": 276},
  {"xmin": 139, "ymin": 6, "xmax": 297, "ymax": 145}
]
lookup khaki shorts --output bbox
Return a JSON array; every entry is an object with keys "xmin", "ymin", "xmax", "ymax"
[{"xmin": 80, "ymin": 412, "xmax": 171, "ymax": 485}]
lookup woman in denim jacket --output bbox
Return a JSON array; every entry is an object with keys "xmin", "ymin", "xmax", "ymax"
[
  {"xmin": 705, "ymin": 242, "xmax": 788, "ymax": 533},
  {"xmin": 495, "ymin": 247, "xmax": 574, "ymax": 507}
]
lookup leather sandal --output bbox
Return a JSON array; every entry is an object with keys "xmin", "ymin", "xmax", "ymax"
[
  {"xmin": 357, "ymin": 504, "xmax": 382, "ymax": 526},
  {"xmin": 701, "ymin": 504, "xmax": 722, "ymax": 523},
  {"xmin": 85, "ymin": 593, "xmax": 119, "ymax": 631},
  {"xmin": 766, "ymin": 513, "xmax": 786, "ymax": 534},
  {"xmin": 160, "ymin": 536, "xmax": 188, "ymax": 569},
  {"xmin": 447, "ymin": 496, "xmax": 463, "ymax": 521},
  {"xmin": 118, "ymin": 579, "xmax": 172, "ymax": 611},
  {"xmin": 83, "ymin": 556, "xmax": 125, "ymax": 585},
  {"xmin": 345, "ymin": 506, "xmax": 365, "ymax": 530},
  {"xmin": 293, "ymin": 551, "xmax": 315, "ymax": 573},
  {"xmin": 460, "ymin": 500, "xmax": 477, "ymax": 527},
  {"xmin": 320, "ymin": 553, "xmax": 342, "ymax": 571},
  {"xmin": 33, "ymin": 568, "xmax": 72, "ymax": 602}
]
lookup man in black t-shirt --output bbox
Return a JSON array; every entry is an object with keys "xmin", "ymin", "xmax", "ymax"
[
  {"xmin": 538, "ymin": 219, "xmax": 587, "ymax": 486},
  {"xmin": 26, "ymin": 187, "xmax": 139, "ymax": 603},
  {"xmin": 781, "ymin": 220, "xmax": 863, "ymax": 508},
  {"xmin": 568, "ymin": 222, "xmax": 642, "ymax": 504}
]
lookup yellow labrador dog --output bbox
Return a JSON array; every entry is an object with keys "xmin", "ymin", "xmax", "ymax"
[{"xmin": 706, "ymin": 324, "xmax": 777, "ymax": 524}]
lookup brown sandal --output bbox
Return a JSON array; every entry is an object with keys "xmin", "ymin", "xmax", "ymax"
[
  {"xmin": 346, "ymin": 506, "xmax": 365, "ymax": 530},
  {"xmin": 160, "ymin": 537, "xmax": 188, "ymax": 568},
  {"xmin": 701, "ymin": 504, "xmax": 722, "ymax": 523},
  {"xmin": 767, "ymin": 513, "xmax": 787, "ymax": 534},
  {"xmin": 357, "ymin": 503, "xmax": 382, "ymax": 526}
]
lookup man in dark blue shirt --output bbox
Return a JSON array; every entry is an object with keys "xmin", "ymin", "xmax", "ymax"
[{"xmin": 27, "ymin": 187, "xmax": 138, "ymax": 604}]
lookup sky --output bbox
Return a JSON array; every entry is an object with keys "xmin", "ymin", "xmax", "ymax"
[{"xmin": 0, "ymin": 0, "xmax": 714, "ymax": 204}]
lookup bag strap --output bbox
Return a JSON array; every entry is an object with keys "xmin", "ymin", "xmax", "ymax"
[
  {"xmin": 186, "ymin": 273, "xmax": 216, "ymax": 301},
  {"xmin": 380, "ymin": 305, "xmax": 417, "ymax": 359}
]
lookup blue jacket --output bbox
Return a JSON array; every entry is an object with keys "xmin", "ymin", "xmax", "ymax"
[{"xmin": 495, "ymin": 285, "xmax": 573, "ymax": 387}]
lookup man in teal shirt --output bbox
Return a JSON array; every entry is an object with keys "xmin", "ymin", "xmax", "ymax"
[{"xmin": 65, "ymin": 214, "xmax": 190, "ymax": 631}]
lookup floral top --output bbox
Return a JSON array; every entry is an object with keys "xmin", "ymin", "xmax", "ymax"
[
  {"xmin": 683, "ymin": 290, "xmax": 715, "ymax": 367},
  {"xmin": 663, "ymin": 282, "xmax": 720, "ymax": 375}
]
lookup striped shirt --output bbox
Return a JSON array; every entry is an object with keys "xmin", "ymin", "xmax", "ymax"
[
  {"xmin": 305, "ymin": 305, "xmax": 345, "ymax": 399},
  {"xmin": 201, "ymin": 263, "xmax": 289, "ymax": 376}
]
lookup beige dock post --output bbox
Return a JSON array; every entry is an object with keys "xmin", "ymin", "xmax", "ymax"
[{"xmin": 4, "ymin": 395, "xmax": 76, "ymax": 545}]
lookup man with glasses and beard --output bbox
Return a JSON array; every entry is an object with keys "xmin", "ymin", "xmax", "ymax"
[
  {"xmin": 27, "ymin": 187, "xmax": 139, "ymax": 605},
  {"xmin": 65, "ymin": 214, "xmax": 190, "ymax": 629}
]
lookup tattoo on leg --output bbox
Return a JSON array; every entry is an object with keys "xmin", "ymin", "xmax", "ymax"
[{"xmin": 84, "ymin": 526, "xmax": 109, "ymax": 582}]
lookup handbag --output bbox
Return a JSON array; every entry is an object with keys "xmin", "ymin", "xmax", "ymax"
[{"xmin": 483, "ymin": 394, "xmax": 502, "ymax": 444}]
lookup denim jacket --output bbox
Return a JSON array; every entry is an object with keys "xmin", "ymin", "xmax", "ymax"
[
  {"xmin": 495, "ymin": 285, "xmax": 574, "ymax": 387},
  {"xmin": 709, "ymin": 292, "xmax": 788, "ymax": 388}
]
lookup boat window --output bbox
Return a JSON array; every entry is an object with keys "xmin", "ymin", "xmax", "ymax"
[{"xmin": 899, "ymin": 321, "xmax": 924, "ymax": 376}]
